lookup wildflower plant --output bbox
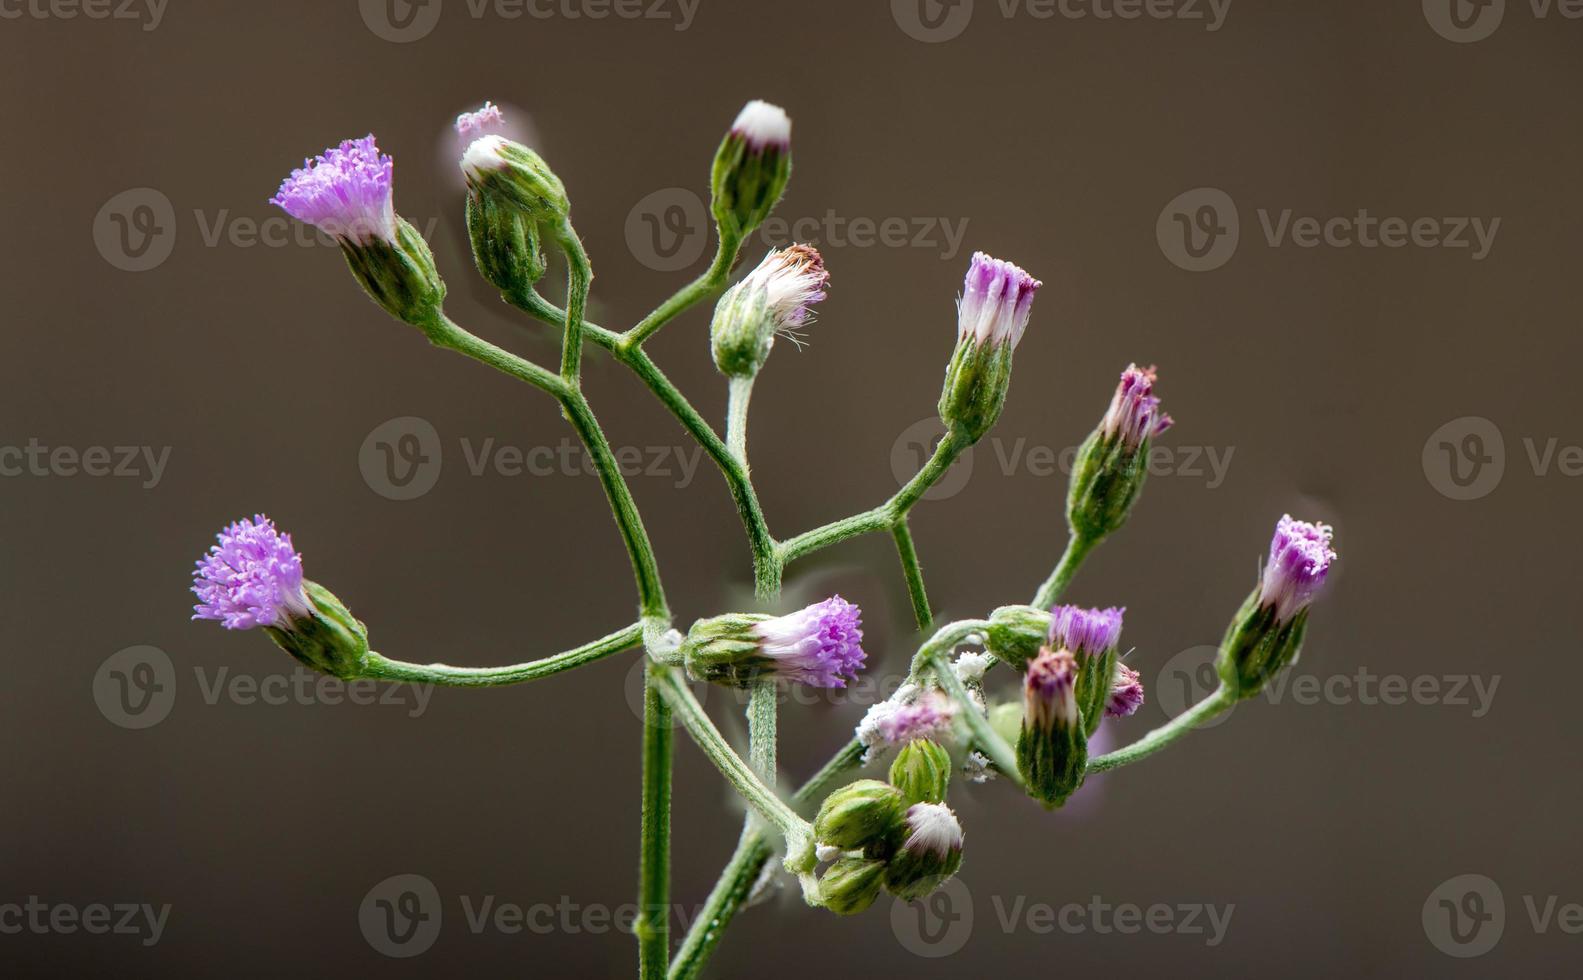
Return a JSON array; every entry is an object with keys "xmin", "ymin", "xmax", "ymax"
[{"xmin": 192, "ymin": 99, "xmax": 1339, "ymax": 977}]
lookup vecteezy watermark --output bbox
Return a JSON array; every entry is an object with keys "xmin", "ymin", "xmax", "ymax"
[
  {"xmin": 1424, "ymin": 0, "xmax": 1583, "ymax": 43},
  {"xmin": 359, "ymin": 416, "xmax": 708, "ymax": 500},
  {"xmin": 92, "ymin": 646, "xmax": 434, "ymax": 729},
  {"xmin": 624, "ymin": 187, "xmax": 970, "ymax": 272},
  {"xmin": 358, "ymin": 873, "xmax": 722, "ymax": 957},
  {"xmin": 359, "ymin": 0, "xmax": 700, "ymax": 42},
  {"xmin": 93, "ymin": 188, "xmax": 441, "ymax": 272},
  {"xmin": 1156, "ymin": 187, "xmax": 1500, "ymax": 272},
  {"xmin": 1424, "ymin": 873, "xmax": 1583, "ymax": 957},
  {"xmin": 0, "ymin": 0, "xmax": 167, "ymax": 30},
  {"xmin": 889, "ymin": 878, "xmax": 1233, "ymax": 958},
  {"xmin": 1421, "ymin": 415, "xmax": 1583, "ymax": 501},
  {"xmin": 0, "ymin": 439, "xmax": 170, "ymax": 489},
  {"xmin": 889, "ymin": 417, "xmax": 1234, "ymax": 502},
  {"xmin": 890, "ymin": 0, "xmax": 1230, "ymax": 43},
  {"xmin": 1156, "ymin": 645, "xmax": 1500, "ymax": 726},
  {"xmin": 0, "ymin": 898, "xmax": 170, "ymax": 947}
]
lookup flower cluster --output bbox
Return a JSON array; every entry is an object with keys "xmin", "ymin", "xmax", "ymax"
[
  {"xmin": 957, "ymin": 251, "xmax": 1042, "ymax": 350},
  {"xmin": 1100, "ymin": 363, "xmax": 1174, "ymax": 450},
  {"xmin": 1259, "ymin": 515, "xmax": 1338, "ymax": 622},
  {"xmin": 191, "ymin": 515, "xmax": 309, "ymax": 630},
  {"xmin": 269, "ymin": 136, "xmax": 395, "ymax": 245}
]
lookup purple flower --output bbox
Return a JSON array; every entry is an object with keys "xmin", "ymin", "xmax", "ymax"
[
  {"xmin": 1024, "ymin": 647, "xmax": 1079, "ymax": 733},
  {"xmin": 857, "ymin": 686, "xmax": 958, "ymax": 756},
  {"xmin": 730, "ymin": 99, "xmax": 791, "ymax": 152},
  {"xmin": 1047, "ymin": 604, "xmax": 1125, "ymax": 661},
  {"xmin": 1100, "ymin": 363, "xmax": 1173, "ymax": 450},
  {"xmin": 957, "ymin": 251, "xmax": 1042, "ymax": 349},
  {"xmin": 455, "ymin": 101, "xmax": 504, "ymax": 137},
  {"xmin": 1106, "ymin": 662, "xmax": 1145, "ymax": 718},
  {"xmin": 270, "ymin": 135, "xmax": 396, "ymax": 245},
  {"xmin": 192, "ymin": 515, "xmax": 310, "ymax": 630},
  {"xmin": 748, "ymin": 243, "xmax": 830, "ymax": 331},
  {"xmin": 1259, "ymin": 515, "xmax": 1338, "ymax": 621},
  {"xmin": 753, "ymin": 596, "xmax": 865, "ymax": 688}
]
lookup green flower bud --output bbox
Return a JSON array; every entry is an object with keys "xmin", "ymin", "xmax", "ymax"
[
  {"xmin": 938, "ymin": 253, "xmax": 1041, "ymax": 444},
  {"xmin": 1067, "ymin": 364, "xmax": 1173, "ymax": 542},
  {"xmin": 461, "ymin": 135, "xmax": 570, "ymax": 226},
  {"xmin": 937, "ymin": 335, "xmax": 1014, "ymax": 445},
  {"xmin": 339, "ymin": 217, "xmax": 446, "ymax": 326},
  {"xmin": 818, "ymin": 857, "xmax": 886, "ymax": 916},
  {"xmin": 986, "ymin": 604, "xmax": 1051, "ymax": 670},
  {"xmin": 466, "ymin": 187, "xmax": 547, "ymax": 301},
  {"xmin": 889, "ymin": 739, "xmax": 951, "ymax": 805},
  {"xmin": 883, "ymin": 803, "xmax": 965, "ymax": 901},
  {"xmin": 814, "ymin": 780, "xmax": 908, "ymax": 851},
  {"xmin": 1217, "ymin": 516, "xmax": 1336, "ymax": 699},
  {"xmin": 710, "ymin": 100, "xmax": 792, "ymax": 242},
  {"xmin": 263, "ymin": 581, "xmax": 370, "ymax": 680},
  {"xmin": 1016, "ymin": 648, "xmax": 1088, "ymax": 809},
  {"xmin": 710, "ymin": 245, "xmax": 829, "ymax": 378}
]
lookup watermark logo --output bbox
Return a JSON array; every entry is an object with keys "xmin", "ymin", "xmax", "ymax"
[
  {"xmin": 93, "ymin": 188, "xmax": 176, "ymax": 272},
  {"xmin": 93, "ymin": 645, "xmax": 177, "ymax": 730},
  {"xmin": 0, "ymin": 898, "xmax": 170, "ymax": 946},
  {"xmin": 1423, "ymin": 874, "xmax": 1505, "ymax": 956},
  {"xmin": 1423, "ymin": 0, "xmax": 1506, "ymax": 42},
  {"xmin": 0, "ymin": 0, "xmax": 167, "ymax": 29},
  {"xmin": 888, "ymin": 417, "xmax": 1234, "ymax": 501},
  {"xmin": 1422, "ymin": 416, "xmax": 1504, "ymax": 500},
  {"xmin": 891, "ymin": 878, "xmax": 975, "ymax": 957},
  {"xmin": 360, "ymin": 873, "xmax": 443, "ymax": 957},
  {"xmin": 891, "ymin": 0, "xmax": 975, "ymax": 42},
  {"xmin": 624, "ymin": 189, "xmax": 970, "ymax": 271},
  {"xmin": 1153, "ymin": 646, "xmax": 1235, "ymax": 728},
  {"xmin": 1157, "ymin": 187, "xmax": 1239, "ymax": 272},
  {"xmin": 1158, "ymin": 188, "xmax": 1500, "ymax": 270},
  {"xmin": 360, "ymin": 0, "xmax": 444, "ymax": 41},
  {"xmin": 360, "ymin": 416, "xmax": 444, "ymax": 501},
  {"xmin": 626, "ymin": 188, "xmax": 708, "ymax": 273},
  {"xmin": 0, "ymin": 439, "xmax": 170, "ymax": 488}
]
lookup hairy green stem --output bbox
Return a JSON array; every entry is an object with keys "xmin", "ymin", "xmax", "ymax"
[
  {"xmin": 725, "ymin": 375, "xmax": 755, "ymax": 470},
  {"xmin": 621, "ymin": 233, "xmax": 741, "ymax": 350},
  {"xmin": 929, "ymin": 649, "xmax": 1021, "ymax": 785},
  {"xmin": 748, "ymin": 679, "xmax": 777, "ymax": 785},
  {"xmin": 891, "ymin": 520, "xmax": 933, "ymax": 632},
  {"xmin": 639, "ymin": 665, "xmax": 674, "ymax": 979},
  {"xmin": 360, "ymin": 623, "xmax": 643, "ymax": 686},
  {"xmin": 422, "ymin": 312, "xmax": 568, "ymax": 398},
  {"xmin": 554, "ymin": 223, "xmax": 591, "ymax": 382},
  {"xmin": 1087, "ymin": 684, "xmax": 1236, "ymax": 773},
  {"xmin": 652, "ymin": 668, "xmax": 809, "ymax": 848},
  {"xmin": 1032, "ymin": 532, "xmax": 1097, "ymax": 609}
]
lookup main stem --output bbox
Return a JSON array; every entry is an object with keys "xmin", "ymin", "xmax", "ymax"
[
  {"xmin": 1087, "ymin": 683, "xmax": 1236, "ymax": 773},
  {"xmin": 639, "ymin": 664, "xmax": 673, "ymax": 979}
]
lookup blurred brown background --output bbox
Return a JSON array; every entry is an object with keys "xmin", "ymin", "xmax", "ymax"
[{"xmin": 2, "ymin": 0, "xmax": 1579, "ymax": 975}]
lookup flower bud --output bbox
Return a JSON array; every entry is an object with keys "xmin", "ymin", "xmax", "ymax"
[
  {"xmin": 855, "ymin": 683, "xmax": 957, "ymax": 761},
  {"xmin": 818, "ymin": 857, "xmax": 886, "ymax": 916},
  {"xmin": 938, "ymin": 252, "xmax": 1041, "ymax": 443},
  {"xmin": 1017, "ymin": 647, "xmax": 1087, "ymax": 808},
  {"xmin": 461, "ymin": 134, "xmax": 570, "ymax": 226},
  {"xmin": 814, "ymin": 779, "xmax": 908, "ymax": 851},
  {"xmin": 710, "ymin": 244, "xmax": 829, "ymax": 378},
  {"xmin": 889, "ymin": 739, "xmax": 952, "ymax": 805},
  {"xmin": 466, "ymin": 177, "xmax": 547, "ymax": 298},
  {"xmin": 1107, "ymin": 662, "xmax": 1145, "ymax": 718},
  {"xmin": 883, "ymin": 803, "xmax": 965, "ymax": 901},
  {"xmin": 683, "ymin": 596, "xmax": 865, "ymax": 689},
  {"xmin": 271, "ymin": 136, "xmax": 445, "ymax": 325},
  {"xmin": 985, "ymin": 603, "xmax": 1051, "ymax": 669},
  {"xmin": 1217, "ymin": 515, "xmax": 1337, "ymax": 698},
  {"xmin": 710, "ymin": 100, "xmax": 791, "ymax": 242},
  {"xmin": 1068, "ymin": 364, "xmax": 1173, "ymax": 542},
  {"xmin": 191, "ymin": 515, "xmax": 369, "ymax": 679},
  {"xmin": 1049, "ymin": 605, "xmax": 1125, "ymax": 737}
]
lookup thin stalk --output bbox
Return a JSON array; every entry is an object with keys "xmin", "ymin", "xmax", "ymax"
[
  {"xmin": 360, "ymin": 623, "xmax": 643, "ymax": 686},
  {"xmin": 1087, "ymin": 684, "xmax": 1236, "ymax": 773},
  {"xmin": 421, "ymin": 312, "xmax": 568, "ymax": 398},
  {"xmin": 621, "ymin": 233, "xmax": 741, "ymax": 350},
  {"xmin": 1032, "ymin": 532, "xmax": 1097, "ymax": 609},
  {"xmin": 638, "ymin": 666, "xmax": 673, "ymax": 980},
  {"xmin": 725, "ymin": 375, "xmax": 755, "ymax": 469},
  {"xmin": 929, "ymin": 649, "xmax": 1021, "ymax": 785},
  {"xmin": 891, "ymin": 519, "xmax": 932, "ymax": 632},
  {"xmin": 553, "ymin": 222, "xmax": 591, "ymax": 382}
]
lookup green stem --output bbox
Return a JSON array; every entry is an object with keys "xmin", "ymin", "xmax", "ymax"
[
  {"xmin": 639, "ymin": 665, "xmax": 673, "ymax": 980},
  {"xmin": 1087, "ymin": 684, "xmax": 1236, "ymax": 773},
  {"xmin": 725, "ymin": 375, "xmax": 755, "ymax": 470},
  {"xmin": 1032, "ymin": 532, "xmax": 1097, "ymax": 609},
  {"xmin": 747, "ymin": 679, "xmax": 777, "ymax": 785},
  {"xmin": 359, "ymin": 623, "xmax": 643, "ymax": 686},
  {"xmin": 510, "ymin": 294, "xmax": 778, "ymax": 597},
  {"xmin": 777, "ymin": 430, "xmax": 968, "ymax": 565},
  {"xmin": 621, "ymin": 233, "xmax": 741, "ymax": 350},
  {"xmin": 421, "ymin": 312, "xmax": 568, "ymax": 398},
  {"xmin": 929, "ymin": 649, "xmax": 1021, "ymax": 785},
  {"xmin": 651, "ymin": 667, "xmax": 809, "ymax": 847},
  {"xmin": 553, "ymin": 222, "xmax": 591, "ymax": 383},
  {"xmin": 891, "ymin": 520, "xmax": 933, "ymax": 632},
  {"xmin": 559, "ymin": 391, "xmax": 668, "ymax": 618}
]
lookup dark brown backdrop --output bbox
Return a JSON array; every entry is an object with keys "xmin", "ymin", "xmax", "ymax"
[{"xmin": 2, "ymin": 0, "xmax": 1579, "ymax": 976}]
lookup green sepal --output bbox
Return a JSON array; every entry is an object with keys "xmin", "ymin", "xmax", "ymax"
[
  {"xmin": 680, "ymin": 613, "xmax": 776, "ymax": 688},
  {"xmin": 1016, "ymin": 714, "xmax": 1088, "ymax": 809},
  {"xmin": 262, "ymin": 581, "xmax": 369, "ymax": 680},
  {"xmin": 985, "ymin": 604, "xmax": 1050, "ymax": 670},
  {"xmin": 1067, "ymin": 428, "xmax": 1150, "ymax": 543},
  {"xmin": 813, "ymin": 779, "xmax": 908, "ymax": 852},
  {"xmin": 937, "ymin": 338, "xmax": 1014, "ymax": 445},
  {"xmin": 1216, "ymin": 588, "xmax": 1309, "ymax": 699},
  {"xmin": 710, "ymin": 133, "xmax": 790, "ymax": 242},
  {"xmin": 339, "ymin": 217, "xmax": 446, "ymax": 326},
  {"xmin": 889, "ymin": 739, "xmax": 951, "ymax": 805},
  {"xmin": 466, "ymin": 188, "xmax": 547, "ymax": 302},
  {"xmin": 818, "ymin": 857, "xmax": 886, "ymax": 916},
  {"xmin": 1075, "ymin": 648, "xmax": 1118, "ymax": 739}
]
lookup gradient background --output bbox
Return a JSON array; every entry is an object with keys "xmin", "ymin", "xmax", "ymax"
[{"xmin": 3, "ymin": 0, "xmax": 1580, "ymax": 975}]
